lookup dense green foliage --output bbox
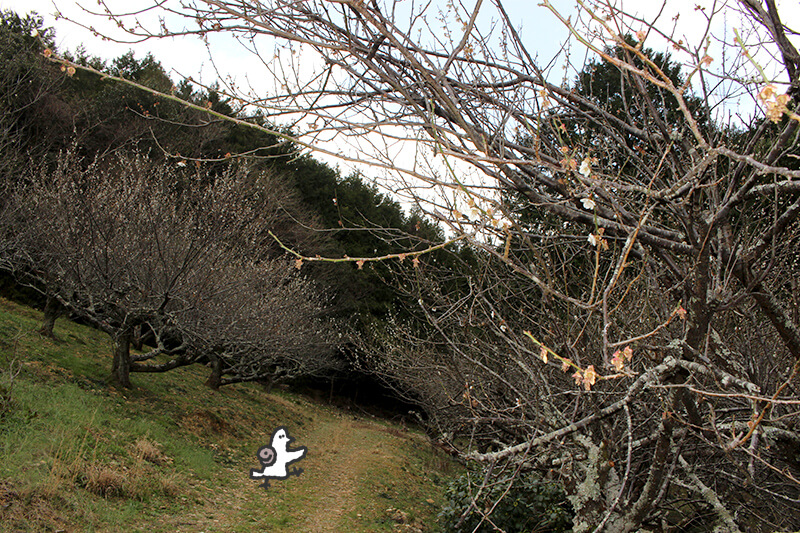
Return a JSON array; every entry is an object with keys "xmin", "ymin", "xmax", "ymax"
[
  {"xmin": 0, "ymin": 11, "xmax": 60, "ymax": 175},
  {"xmin": 439, "ymin": 471, "xmax": 573, "ymax": 533}
]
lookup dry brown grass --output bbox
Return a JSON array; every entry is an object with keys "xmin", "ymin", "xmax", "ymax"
[
  {"xmin": 44, "ymin": 434, "xmax": 178, "ymax": 501},
  {"xmin": 180, "ymin": 409, "xmax": 238, "ymax": 438},
  {"xmin": 81, "ymin": 463, "xmax": 126, "ymax": 498},
  {"xmin": 0, "ymin": 481, "xmax": 71, "ymax": 532},
  {"xmin": 133, "ymin": 436, "xmax": 171, "ymax": 466},
  {"xmin": 72, "ymin": 459, "xmax": 179, "ymax": 501}
]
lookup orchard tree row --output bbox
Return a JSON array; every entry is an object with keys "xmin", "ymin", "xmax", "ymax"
[{"xmin": 0, "ymin": 10, "xmax": 442, "ymax": 390}]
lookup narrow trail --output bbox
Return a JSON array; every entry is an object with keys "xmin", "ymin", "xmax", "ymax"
[
  {"xmin": 299, "ymin": 416, "xmax": 375, "ymax": 532},
  {"xmin": 0, "ymin": 299, "xmax": 452, "ymax": 533},
  {"xmin": 162, "ymin": 403, "xmax": 444, "ymax": 532}
]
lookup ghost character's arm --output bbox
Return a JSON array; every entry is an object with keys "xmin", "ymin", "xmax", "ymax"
[{"xmin": 285, "ymin": 447, "xmax": 307, "ymax": 464}]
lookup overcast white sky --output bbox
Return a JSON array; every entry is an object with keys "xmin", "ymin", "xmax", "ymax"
[
  {"xmin": 0, "ymin": 0, "xmax": 577, "ymax": 179},
  {"xmin": 1, "ymin": 1, "xmax": 572, "ymax": 87},
  {"xmin": 2, "ymin": 0, "xmax": 797, "ymax": 196},
  {"xmin": 5, "ymin": 1, "xmax": 787, "ymax": 85},
  {"xmin": 4, "ymin": 1, "xmax": 798, "ymax": 107}
]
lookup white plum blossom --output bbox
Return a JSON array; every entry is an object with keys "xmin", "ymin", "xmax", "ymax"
[{"xmin": 579, "ymin": 157, "xmax": 592, "ymax": 177}]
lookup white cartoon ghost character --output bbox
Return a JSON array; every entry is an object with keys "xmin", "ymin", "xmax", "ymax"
[{"xmin": 250, "ymin": 426, "xmax": 307, "ymax": 489}]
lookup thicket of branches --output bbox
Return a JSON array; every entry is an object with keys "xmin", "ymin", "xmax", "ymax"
[
  {"xmin": 0, "ymin": 152, "xmax": 342, "ymax": 388},
  {"xmin": 32, "ymin": 0, "xmax": 800, "ymax": 530}
]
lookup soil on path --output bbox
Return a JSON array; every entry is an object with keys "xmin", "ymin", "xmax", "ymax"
[
  {"xmin": 298, "ymin": 416, "xmax": 379, "ymax": 532},
  {"xmin": 176, "ymin": 404, "xmax": 447, "ymax": 533}
]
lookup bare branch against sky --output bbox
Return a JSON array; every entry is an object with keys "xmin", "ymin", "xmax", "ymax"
[{"xmin": 5, "ymin": 1, "xmax": 800, "ymax": 530}]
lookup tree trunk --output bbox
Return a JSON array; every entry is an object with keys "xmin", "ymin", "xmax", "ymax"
[
  {"xmin": 567, "ymin": 440, "xmax": 626, "ymax": 533},
  {"xmin": 109, "ymin": 331, "xmax": 133, "ymax": 388},
  {"xmin": 260, "ymin": 374, "xmax": 274, "ymax": 394},
  {"xmin": 38, "ymin": 296, "xmax": 63, "ymax": 339},
  {"xmin": 205, "ymin": 355, "xmax": 222, "ymax": 390}
]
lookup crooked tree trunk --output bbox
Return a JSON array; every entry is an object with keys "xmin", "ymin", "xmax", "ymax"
[
  {"xmin": 258, "ymin": 374, "xmax": 275, "ymax": 394},
  {"xmin": 38, "ymin": 296, "xmax": 63, "ymax": 339},
  {"xmin": 567, "ymin": 440, "xmax": 625, "ymax": 533},
  {"xmin": 109, "ymin": 331, "xmax": 133, "ymax": 388}
]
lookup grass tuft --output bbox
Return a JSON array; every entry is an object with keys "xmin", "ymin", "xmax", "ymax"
[{"xmin": 132, "ymin": 437, "xmax": 171, "ymax": 466}]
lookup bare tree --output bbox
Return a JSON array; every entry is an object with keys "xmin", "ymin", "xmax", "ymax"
[
  {"xmin": 0, "ymin": 151, "xmax": 341, "ymax": 389},
  {"xmin": 182, "ymin": 256, "xmax": 344, "ymax": 390},
  {"xmin": 59, "ymin": 0, "xmax": 800, "ymax": 530}
]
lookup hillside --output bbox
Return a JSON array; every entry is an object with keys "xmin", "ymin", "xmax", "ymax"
[{"xmin": 0, "ymin": 298, "xmax": 458, "ymax": 532}]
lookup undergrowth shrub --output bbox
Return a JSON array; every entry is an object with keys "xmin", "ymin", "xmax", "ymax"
[{"xmin": 439, "ymin": 470, "xmax": 573, "ymax": 533}]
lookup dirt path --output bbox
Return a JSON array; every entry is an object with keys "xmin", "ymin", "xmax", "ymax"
[
  {"xmin": 298, "ymin": 416, "xmax": 375, "ymax": 532},
  {"xmin": 163, "ymin": 404, "xmax": 446, "ymax": 532},
  {"xmin": 259, "ymin": 409, "xmax": 435, "ymax": 532},
  {"xmin": 0, "ymin": 299, "xmax": 453, "ymax": 533}
]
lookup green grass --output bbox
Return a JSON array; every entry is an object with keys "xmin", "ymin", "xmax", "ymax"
[{"xmin": 0, "ymin": 297, "xmax": 459, "ymax": 532}]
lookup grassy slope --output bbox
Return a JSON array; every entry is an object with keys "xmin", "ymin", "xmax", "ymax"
[{"xmin": 0, "ymin": 298, "xmax": 458, "ymax": 532}]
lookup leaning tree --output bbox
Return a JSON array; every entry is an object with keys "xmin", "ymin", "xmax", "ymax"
[{"xmin": 54, "ymin": 0, "xmax": 800, "ymax": 530}]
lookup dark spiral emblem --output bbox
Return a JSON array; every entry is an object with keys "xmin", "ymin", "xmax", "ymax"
[{"xmin": 257, "ymin": 445, "xmax": 277, "ymax": 467}]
